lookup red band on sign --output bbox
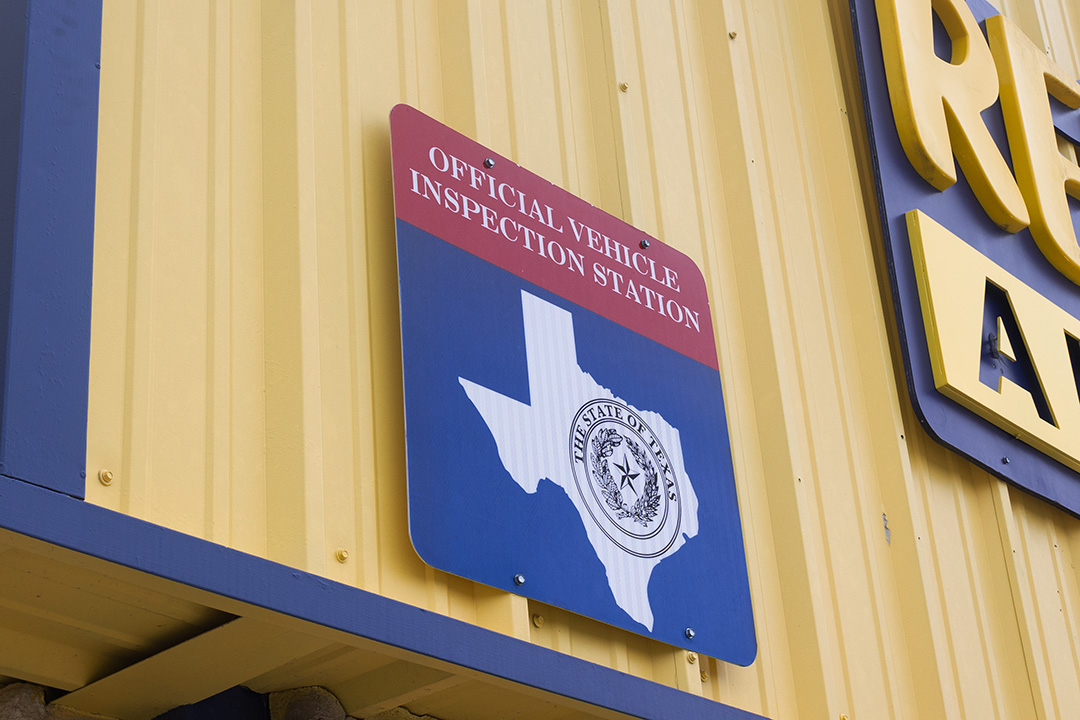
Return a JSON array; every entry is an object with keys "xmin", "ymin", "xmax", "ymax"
[{"xmin": 390, "ymin": 104, "xmax": 719, "ymax": 371}]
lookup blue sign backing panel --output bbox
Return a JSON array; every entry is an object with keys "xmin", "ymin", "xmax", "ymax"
[{"xmin": 850, "ymin": 0, "xmax": 1080, "ymax": 513}]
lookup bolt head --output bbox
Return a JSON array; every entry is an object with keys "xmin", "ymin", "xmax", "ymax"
[
  {"xmin": 619, "ymin": 81, "xmax": 630, "ymax": 92},
  {"xmin": 98, "ymin": 469, "xmax": 114, "ymax": 486},
  {"xmin": 687, "ymin": 651, "xmax": 698, "ymax": 664},
  {"xmin": 1002, "ymin": 456, "xmax": 1011, "ymax": 465},
  {"xmin": 684, "ymin": 627, "xmax": 695, "ymax": 639},
  {"xmin": 484, "ymin": 158, "xmax": 495, "ymax": 169},
  {"xmin": 335, "ymin": 548, "xmax": 350, "ymax": 563},
  {"xmin": 531, "ymin": 613, "xmax": 545, "ymax": 628},
  {"xmin": 700, "ymin": 670, "xmax": 710, "ymax": 682},
  {"xmin": 514, "ymin": 573, "xmax": 526, "ymax": 586},
  {"xmin": 729, "ymin": 31, "xmax": 738, "ymax": 39},
  {"xmin": 640, "ymin": 238, "xmax": 650, "ymax": 249}
]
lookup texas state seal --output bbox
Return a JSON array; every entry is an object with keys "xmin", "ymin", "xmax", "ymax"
[{"xmin": 569, "ymin": 399, "xmax": 682, "ymax": 558}]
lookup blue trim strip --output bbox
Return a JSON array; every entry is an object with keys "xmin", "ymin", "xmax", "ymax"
[
  {"xmin": 0, "ymin": 474, "xmax": 768, "ymax": 720},
  {"xmin": 0, "ymin": 0, "xmax": 30, "ymax": 455},
  {"xmin": 0, "ymin": 0, "xmax": 101, "ymax": 497}
]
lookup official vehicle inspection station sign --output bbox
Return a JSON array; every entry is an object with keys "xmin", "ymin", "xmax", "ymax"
[
  {"xmin": 851, "ymin": 0, "xmax": 1080, "ymax": 513},
  {"xmin": 390, "ymin": 105, "xmax": 756, "ymax": 664}
]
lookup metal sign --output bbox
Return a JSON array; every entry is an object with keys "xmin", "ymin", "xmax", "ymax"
[
  {"xmin": 390, "ymin": 105, "xmax": 756, "ymax": 664},
  {"xmin": 851, "ymin": 0, "xmax": 1080, "ymax": 513}
]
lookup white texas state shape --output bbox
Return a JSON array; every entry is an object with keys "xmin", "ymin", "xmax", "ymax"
[{"xmin": 459, "ymin": 290, "xmax": 699, "ymax": 630}]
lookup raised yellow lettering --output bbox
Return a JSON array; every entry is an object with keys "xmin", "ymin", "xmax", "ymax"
[
  {"xmin": 876, "ymin": 0, "xmax": 1029, "ymax": 231},
  {"xmin": 908, "ymin": 209, "xmax": 1080, "ymax": 469},
  {"xmin": 987, "ymin": 15, "xmax": 1080, "ymax": 284}
]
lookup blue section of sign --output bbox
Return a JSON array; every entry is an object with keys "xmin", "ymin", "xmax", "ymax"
[
  {"xmin": 851, "ymin": 0, "xmax": 1080, "ymax": 513},
  {"xmin": 398, "ymin": 219, "xmax": 756, "ymax": 665}
]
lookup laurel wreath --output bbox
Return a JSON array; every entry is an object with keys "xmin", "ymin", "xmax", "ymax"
[{"xmin": 589, "ymin": 427, "xmax": 660, "ymax": 527}]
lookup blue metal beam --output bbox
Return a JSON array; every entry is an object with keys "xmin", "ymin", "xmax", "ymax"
[
  {"xmin": 0, "ymin": 473, "xmax": 767, "ymax": 720},
  {"xmin": 0, "ymin": 0, "xmax": 101, "ymax": 497}
]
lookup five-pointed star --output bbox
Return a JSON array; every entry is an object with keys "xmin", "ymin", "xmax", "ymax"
[{"xmin": 613, "ymin": 454, "xmax": 640, "ymax": 495}]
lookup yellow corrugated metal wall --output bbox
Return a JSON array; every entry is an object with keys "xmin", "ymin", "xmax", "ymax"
[{"xmin": 84, "ymin": 0, "xmax": 1080, "ymax": 718}]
